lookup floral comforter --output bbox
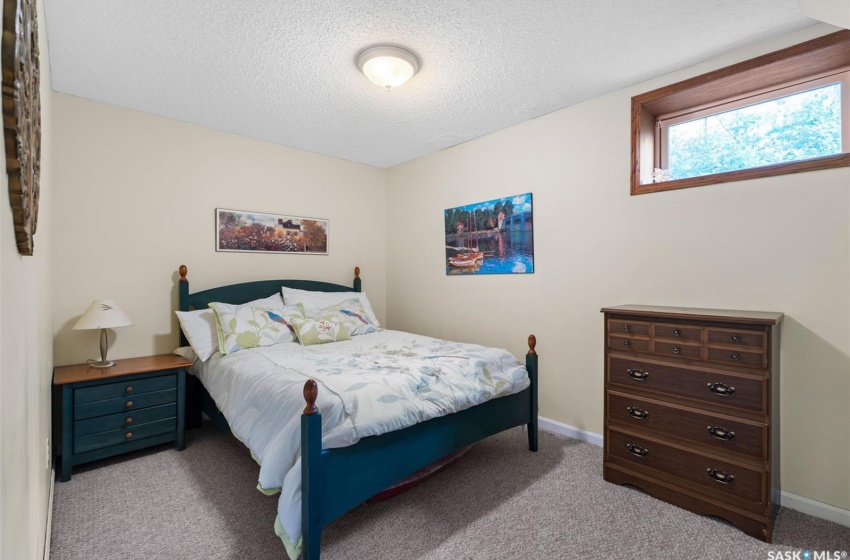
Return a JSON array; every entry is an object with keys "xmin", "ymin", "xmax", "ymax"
[{"xmin": 192, "ymin": 330, "xmax": 529, "ymax": 559}]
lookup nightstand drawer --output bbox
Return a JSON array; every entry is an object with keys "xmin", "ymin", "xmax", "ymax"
[
  {"xmin": 74, "ymin": 373, "xmax": 177, "ymax": 404},
  {"xmin": 74, "ymin": 403, "xmax": 177, "ymax": 437},
  {"xmin": 74, "ymin": 389, "xmax": 177, "ymax": 420},
  {"xmin": 74, "ymin": 417, "xmax": 176, "ymax": 454}
]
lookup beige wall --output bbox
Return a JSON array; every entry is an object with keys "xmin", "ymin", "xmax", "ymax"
[
  {"xmin": 386, "ymin": 23, "xmax": 850, "ymax": 510},
  {"xmin": 51, "ymin": 94, "xmax": 387, "ymax": 366},
  {"xmin": 0, "ymin": 0, "xmax": 55, "ymax": 558}
]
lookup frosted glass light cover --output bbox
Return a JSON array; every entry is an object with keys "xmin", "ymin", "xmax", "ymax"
[
  {"xmin": 72, "ymin": 300, "xmax": 134, "ymax": 330},
  {"xmin": 357, "ymin": 46, "xmax": 420, "ymax": 91}
]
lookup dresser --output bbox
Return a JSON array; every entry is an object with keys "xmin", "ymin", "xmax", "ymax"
[
  {"xmin": 54, "ymin": 355, "xmax": 191, "ymax": 481},
  {"xmin": 600, "ymin": 305, "xmax": 782, "ymax": 541}
]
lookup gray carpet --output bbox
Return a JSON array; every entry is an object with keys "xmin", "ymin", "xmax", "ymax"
[{"xmin": 51, "ymin": 423, "xmax": 849, "ymax": 559}]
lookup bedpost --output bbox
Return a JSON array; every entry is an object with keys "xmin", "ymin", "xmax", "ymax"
[
  {"xmin": 301, "ymin": 379, "xmax": 323, "ymax": 559},
  {"xmin": 353, "ymin": 266, "xmax": 361, "ymax": 293},
  {"xmin": 178, "ymin": 265, "xmax": 202, "ymax": 429},
  {"xmin": 526, "ymin": 334, "xmax": 539, "ymax": 452},
  {"xmin": 178, "ymin": 265, "xmax": 189, "ymax": 312}
]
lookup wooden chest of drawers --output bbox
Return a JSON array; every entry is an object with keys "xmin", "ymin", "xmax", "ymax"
[{"xmin": 600, "ymin": 305, "xmax": 782, "ymax": 542}]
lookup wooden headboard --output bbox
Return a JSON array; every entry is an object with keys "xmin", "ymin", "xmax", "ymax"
[{"xmin": 176, "ymin": 265, "xmax": 362, "ymax": 346}]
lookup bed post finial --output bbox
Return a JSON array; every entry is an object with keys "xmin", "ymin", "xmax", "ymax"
[
  {"xmin": 179, "ymin": 265, "xmax": 188, "ymax": 282},
  {"xmin": 527, "ymin": 334, "xmax": 537, "ymax": 355},
  {"xmin": 354, "ymin": 266, "xmax": 360, "ymax": 279},
  {"xmin": 303, "ymin": 379, "xmax": 319, "ymax": 416}
]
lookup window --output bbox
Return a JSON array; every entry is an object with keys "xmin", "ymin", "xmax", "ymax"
[{"xmin": 631, "ymin": 31, "xmax": 850, "ymax": 195}]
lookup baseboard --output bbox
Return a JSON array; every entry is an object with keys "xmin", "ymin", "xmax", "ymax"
[
  {"xmin": 780, "ymin": 491, "xmax": 850, "ymax": 528},
  {"xmin": 537, "ymin": 416, "xmax": 850, "ymax": 528},
  {"xmin": 538, "ymin": 416, "xmax": 603, "ymax": 447},
  {"xmin": 44, "ymin": 469, "xmax": 54, "ymax": 560}
]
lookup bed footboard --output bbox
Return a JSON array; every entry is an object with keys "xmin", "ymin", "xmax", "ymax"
[{"xmin": 300, "ymin": 335, "xmax": 539, "ymax": 560}]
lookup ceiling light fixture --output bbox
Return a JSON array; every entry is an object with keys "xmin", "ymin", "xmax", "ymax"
[{"xmin": 357, "ymin": 45, "xmax": 420, "ymax": 91}]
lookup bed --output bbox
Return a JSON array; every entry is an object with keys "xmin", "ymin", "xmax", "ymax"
[{"xmin": 176, "ymin": 265, "xmax": 539, "ymax": 559}]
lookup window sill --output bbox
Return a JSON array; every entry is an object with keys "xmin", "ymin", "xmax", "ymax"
[{"xmin": 632, "ymin": 152, "xmax": 850, "ymax": 195}]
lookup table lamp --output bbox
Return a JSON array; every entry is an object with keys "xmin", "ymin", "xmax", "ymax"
[{"xmin": 72, "ymin": 300, "xmax": 133, "ymax": 368}]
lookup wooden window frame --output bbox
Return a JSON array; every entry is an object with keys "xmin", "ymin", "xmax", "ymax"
[{"xmin": 631, "ymin": 30, "xmax": 850, "ymax": 196}]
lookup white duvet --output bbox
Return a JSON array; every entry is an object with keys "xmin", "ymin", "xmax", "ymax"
[{"xmin": 192, "ymin": 330, "xmax": 529, "ymax": 558}]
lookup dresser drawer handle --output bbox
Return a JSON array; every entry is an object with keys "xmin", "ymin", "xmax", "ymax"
[
  {"xmin": 626, "ymin": 406, "xmax": 649, "ymax": 420},
  {"xmin": 731, "ymin": 353, "xmax": 740, "ymax": 361},
  {"xmin": 731, "ymin": 334, "xmax": 741, "ymax": 343},
  {"xmin": 707, "ymin": 468, "xmax": 734, "ymax": 484},
  {"xmin": 125, "ymin": 432, "xmax": 133, "ymax": 439},
  {"xmin": 672, "ymin": 329, "xmax": 680, "ymax": 337},
  {"xmin": 125, "ymin": 400, "xmax": 134, "ymax": 408},
  {"xmin": 707, "ymin": 382, "xmax": 735, "ymax": 397},
  {"xmin": 707, "ymin": 426, "xmax": 735, "ymax": 440},
  {"xmin": 125, "ymin": 386, "xmax": 134, "ymax": 393},
  {"xmin": 622, "ymin": 324, "xmax": 630, "ymax": 332},
  {"xmin": 623, "ymin": 340, "xmax": 631, "ymax": 347},
  {"xmin": 626, "ymin": 443, "xmax": 648, "ymax": 457},
  {"xmin": 627, "ymin": 368, "xmax": 649, "ymax": 381},
  {"xmin": 671, "ymin": 346, "xmax": 681, "ymax": 354},
  {"xmin": 125, "ymin": 417, "xmax": 133, "ymax": 424}
]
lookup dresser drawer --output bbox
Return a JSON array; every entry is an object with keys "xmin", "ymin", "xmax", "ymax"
[
  {"xmin": 74, "ymin": 417, "xmax": 176, "ymax": 454},
  {"xmin": 652, "ymin": 324, "xmax": 702, "ymax": 342},
  {"xmin": 707, "ymin": 347, "xmax": 766, "ymax": 369},
  {"xmin": 607, "ymin": 319, "xmax": 650, "ymax": 337},
  {"xmin": 608, "ymin": 356, "xmax": 766, "ymax": 414},
  {"xmin": 706, "ymin": 328, "xmax": 765, "ymax": 350},
  {"xmin": 74, "ymin": 403, "xmax": 177, "ymax": 437},
  {"xmin": 607, "ymin": 427, "xmax": 765, "ymax": 505},
  {"xmin": 652, "ymin": 340, "xmax": 701, "ymax": 360},
  {"xmin": 608, "ymin": 335, "xmax": 650, "ymax": 353},
  {"xmin": 74, "ymin": 389, "xmax": 177, "ymax": 420},
  {"xmin": 75, "ymin": 373, "xmax": 177, "ymax": 404},
  {"xmin": 607, "ymin": 391, "xmax": 766, "ymax": 459}
]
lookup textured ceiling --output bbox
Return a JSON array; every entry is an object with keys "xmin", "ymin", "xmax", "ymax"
[{"xmin": 43, "ymin": 1, "xmax": 813, "ymax": 168}]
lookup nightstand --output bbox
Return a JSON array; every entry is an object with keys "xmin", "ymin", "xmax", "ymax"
[{"xmin": 54, "ymin": 354, "xmax": 192, "ymax": 482}]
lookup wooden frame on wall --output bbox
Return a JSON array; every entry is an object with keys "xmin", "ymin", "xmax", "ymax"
[
  {"xmin": 2, "ymin": 0, "xmax": 42, "ymax": 254},
  {"xmin": 630, "ymin": 30, "xmax": 850, "ymax": 196}
]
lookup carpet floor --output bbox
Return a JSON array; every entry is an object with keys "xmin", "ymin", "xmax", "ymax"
[{"xmin": 51, "ymin": 423, "xmax": 849, "ymax": 559}]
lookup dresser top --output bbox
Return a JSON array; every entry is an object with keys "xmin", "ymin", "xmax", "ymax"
[
  {"xmin": 601, "ymin": 304, "xmax": 783, "ymax": 325},
  {"xmin": 54, "ymin": 354, "xmax": 193, "ymax": 385}
]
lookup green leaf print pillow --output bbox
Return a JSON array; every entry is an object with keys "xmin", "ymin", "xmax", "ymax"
[
  {"xmin": 209, "ymin": 301, "xmax": 305, "ymax": 355},
  {"xmin": 317, "ymin": 298, "xmax": 381, "ymax": 337},
  {"xmin": 290, "ymin": 312, "xmax": 351, "ymax": 346}
]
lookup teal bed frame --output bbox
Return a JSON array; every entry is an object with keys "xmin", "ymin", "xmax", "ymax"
[{"xmin": 177, "ymin": 265, "xmax": 539, "ymax": 559}]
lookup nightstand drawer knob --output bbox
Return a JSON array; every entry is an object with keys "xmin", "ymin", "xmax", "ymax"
[
  {"xmin": 125, "ymin": 417, "xmax": 133, "ymax": 424},
  {"xmin": 125, "ymin": 386, "xmax": 134, "ymax": 393},
  {"xmin": 125, "ymin": 432, "xmax": 133, "ymax": 439},
  {"xmin": 125, "ymin": 401, "xmax": 134, "ymax": 408}
]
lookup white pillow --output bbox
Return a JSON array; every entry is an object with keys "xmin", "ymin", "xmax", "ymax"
[
  {"xmin": 281, "ymin": 287, "xmax": 380, "ymax": 328},
  {"xmin": 175, "ymin": 293, "xmax": 283, "ymax": 361}
]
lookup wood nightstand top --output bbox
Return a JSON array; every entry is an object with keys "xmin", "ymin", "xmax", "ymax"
[{"xmin": 53, "ymin": 354, "xmax": 193, "ymax": 385}]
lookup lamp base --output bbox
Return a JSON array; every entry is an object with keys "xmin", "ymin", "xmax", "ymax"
[{"xmin": 87, "ymin": 359, "xmax": 116, "ymax": 369}]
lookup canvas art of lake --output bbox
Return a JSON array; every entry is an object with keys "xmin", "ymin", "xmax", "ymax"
[{"xmin": 444, "ymin": 193, "xmax": 534, "ymax": 275}]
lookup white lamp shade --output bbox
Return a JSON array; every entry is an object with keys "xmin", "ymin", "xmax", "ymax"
[
  {"xmin": 357, "ymin": 45, "xmax": 420, "ymax": 90},
  {"xmin": 72, "ymin": 300, "xmax": 133, "ymax": 330}
]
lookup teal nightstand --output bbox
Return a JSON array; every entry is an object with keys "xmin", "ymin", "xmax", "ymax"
[{"xmin": 54, "ymin": 354, "xmax": 192, "ymax": 482}]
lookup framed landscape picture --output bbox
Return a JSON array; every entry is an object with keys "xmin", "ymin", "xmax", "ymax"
[
  {"xmin": 216, "ymin": 208, "xmax": 329, "ymax": 255},
  {"xmin": 444, "ymin": 193, "xmax": 534, "ymax": 275}
]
